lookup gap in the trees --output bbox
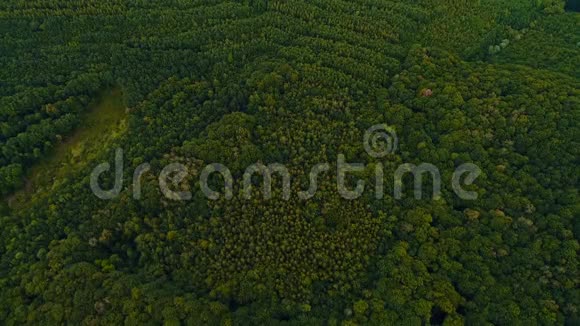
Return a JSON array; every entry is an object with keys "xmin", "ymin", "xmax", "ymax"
[
  {"xmin": 430, "ymin": 306, "xmax": 447, "ymax": 325},
  {"xmin": 566, "ymin": 0, "xmax": 580, "ymax": 12}
]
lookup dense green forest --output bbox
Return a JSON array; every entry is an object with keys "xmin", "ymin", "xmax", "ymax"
[{"xmin": 0, "ymin": 0, "xmax": 578, "ymax": 324}]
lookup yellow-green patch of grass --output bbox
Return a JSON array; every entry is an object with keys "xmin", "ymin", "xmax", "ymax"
[{"xmin": 8, "ymin": 88, "xmax": 127, "ymax": 209}]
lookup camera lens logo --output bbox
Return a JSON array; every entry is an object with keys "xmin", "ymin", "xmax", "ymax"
[{"xmin": 364, "ymin": 124, "xmax": 398, "ymax": 157}]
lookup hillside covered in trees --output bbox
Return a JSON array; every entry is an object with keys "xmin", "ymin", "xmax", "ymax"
[{"xmin": 0, "ymin": 0, "xmax": 578, "ymax": 324}]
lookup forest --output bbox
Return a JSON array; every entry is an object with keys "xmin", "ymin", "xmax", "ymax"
[{"xmin": 0, "ymin": 0, "xmax": 578, "ymax": 325}]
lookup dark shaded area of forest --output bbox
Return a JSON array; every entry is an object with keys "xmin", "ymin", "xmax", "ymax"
[{"xmin": 566, "ymin": 0, "xmax": 580, "ymax": 12}]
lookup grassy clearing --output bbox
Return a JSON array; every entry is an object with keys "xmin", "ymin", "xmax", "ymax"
[{"xmin": 8, "ymin": 88, "xmax": 127, "ymax": 209}]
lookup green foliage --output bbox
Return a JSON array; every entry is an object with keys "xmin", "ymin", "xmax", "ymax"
[
  {"xmin": 540, "ymin": 0, "xmax": 566, "ymax": 13},
  {"xmin": 491, "ymin": 13, "xmax": 580, "ymax": 77},
  {"xmin": 0, "ymin": 0, "xmax": 578, "ymax": 325},
  {"xmin": 0, "ymin": 164, "xmax": 23, "ymax": 195}
]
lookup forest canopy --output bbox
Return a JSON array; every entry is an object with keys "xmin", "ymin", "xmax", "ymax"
[{"xmin": 0, "ymin": 0, "xmax": 578, "ymax": 325}]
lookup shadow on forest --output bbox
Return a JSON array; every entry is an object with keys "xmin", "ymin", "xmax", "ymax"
[{"xmin": 566, "ymin": 0, "xmax": 580, "ymax": 11}]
